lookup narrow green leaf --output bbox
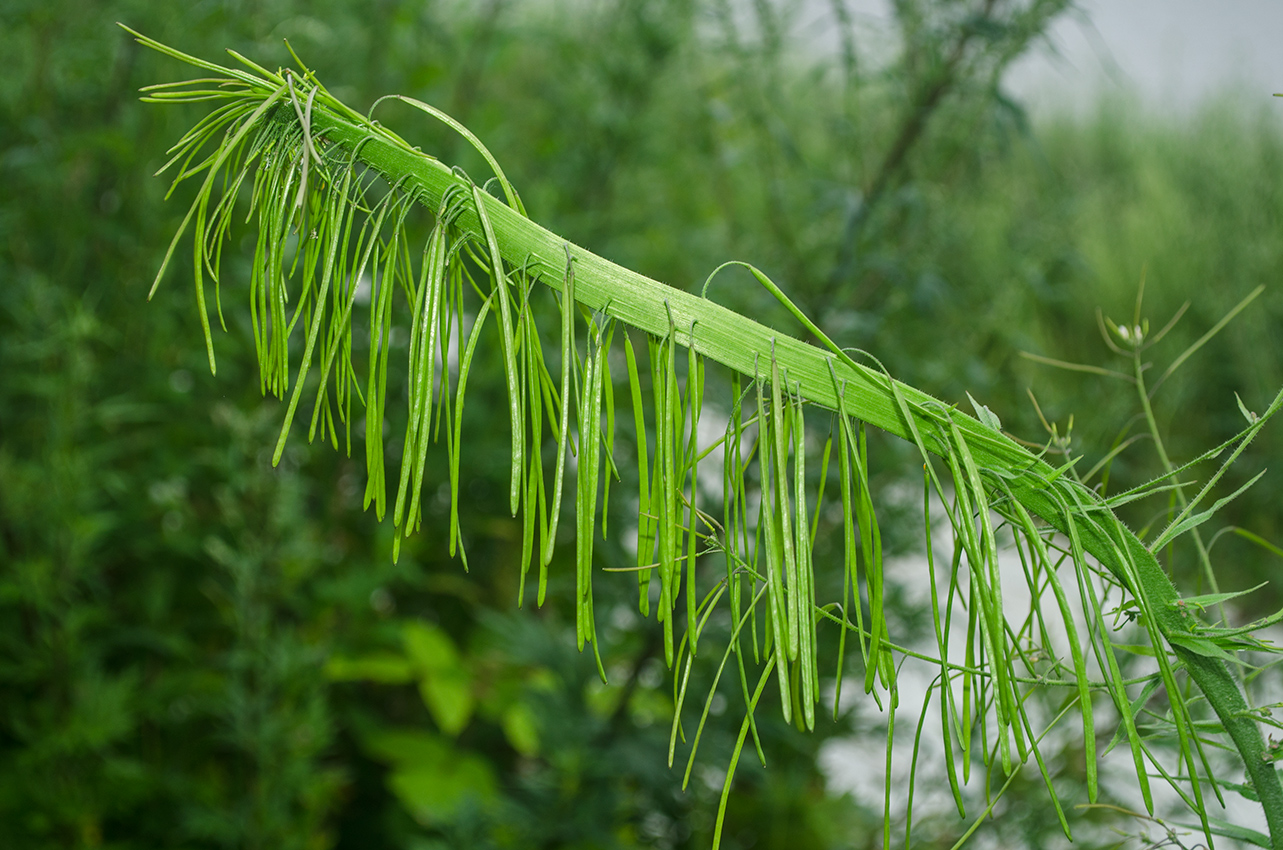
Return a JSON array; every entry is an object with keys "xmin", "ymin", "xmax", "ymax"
[
  {"xmin": 381, "ymin": 95, "xmax": 527, "ymax": 216},
  {"xmin": 1151, "ymin": 469, "xmax": 1267, "ymax": 551},
  {"xmin": 1176, "ymin": 582, "xmax": 1270, "ymax": 613},
  {"xmin": 967, "ymin": 392, "xmax": 1003, "ymax": 433},
  {"xmin": 1174, "ymin": 817, "xmax": 1271, "ymax": 849}
]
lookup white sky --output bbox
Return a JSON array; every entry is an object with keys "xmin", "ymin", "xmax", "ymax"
[
  {"xmin": 1007, "ymin": 0, "xmax": 1283, "ymax": 116},
  {"xmin": 798, "ymin": 0, "xmax": 1283, "ymax": 117}
]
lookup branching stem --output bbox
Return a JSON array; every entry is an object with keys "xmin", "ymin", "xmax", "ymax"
[
  {"xmin": 310, "ymin": 102, "xmax": 1283, "ymax": 850},
  {"xmin": 129, "ymin": 30, "xmax": 1283, "ymax": 846}
]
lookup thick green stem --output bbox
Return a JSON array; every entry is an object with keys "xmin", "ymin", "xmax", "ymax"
[{"xmin": 299, "ymin": 108, "xmax": 1283, "ymax": 844}]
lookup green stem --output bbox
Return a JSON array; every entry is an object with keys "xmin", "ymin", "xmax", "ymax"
[
  {"xmin": 303, "ymin": 107, "xmax": 1283, "ymax": 845},
  {"xmin": 1134, "ymin": 345, "xmax": 1223, "ymax": 601},
  {"xmin": 129, "ymin": 31, "xmax": 1282, "ymax": 836},
  {"xmin": 1130, "ymin": 343, "xmax": 1280, "ymax": 837}
]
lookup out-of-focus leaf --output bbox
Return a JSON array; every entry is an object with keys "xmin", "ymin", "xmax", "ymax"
[
  {"xmin": 403, "ymin": 621, "xmax": 475, "ymax": 734},
  {"xmin": 363, "ymin": 729, "xmax": 497, "ymax": 825},
  {"xmin": 324, "ymin": 652, "xmax": 414, "ymax": 683},
  {"xmin": 417, "ymin": 674, "xmax": 474, "ymax": 737},
  {"xmin": 402, "ymin": 620, "xmax": 461, "ymax": 672},
  {"xmin": 501, "ymin": 702, "xmax": 540, "ymax": 757},
  {"xmin": 1175, "ymin": 816, "xmax": 1271, "ymax": 848}
]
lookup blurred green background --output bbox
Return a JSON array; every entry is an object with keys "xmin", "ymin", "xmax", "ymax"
[{"xmin": 4, "ymin": 1, "xmax": 1283, "ymax": 848}]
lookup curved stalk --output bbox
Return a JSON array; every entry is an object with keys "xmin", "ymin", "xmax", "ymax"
[
  {"xmin": 285, "ymin": 106, "xmax": 1283, "ymax": 847},
  {"xmin": 129, "ymin": 29, "xmax": 1283, "ymax": 847}
]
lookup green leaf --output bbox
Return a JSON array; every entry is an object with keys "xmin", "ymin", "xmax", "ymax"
[
  {"xmin": 966, "ymin": 392, "xmax": 1002, "ymax": 433},
  {"xmin": 1151, "ymin": 469, "xmax": 1267, "ymax": 551},
  {"xmin": 500, "ymin": 702, "xmax": 540, "ymax": 757},
  {"xmin": 1174, "ymin": 816, "xmax": 1271, "ymax": 848},
  {"xmin": 1174, "ymin": 582, "xmax": 1269, "ymax": 613},
  {"xmin": 1238, "ymin": 392, "xmax": 1261, "ymax": 425},
  {"xmin": 416, "ymin": 675, "xmax": 474, "ymax": 737},
  {"xmin": 364, "ymin": 729, "xmax": 498, "ymax": 826},
  {"xmin": 402, "ymin": 620, "xmax": 461, "ymax": 671},
  {"xmin": 1167, "ymin": 634, "xmax": 1251, "ymax": 666},
  {"xmin": 324, "ymin": 652, "xmax": 415, "ymax": 684},
  {"xmin": 402, "ymin": 621, "xmax": 475, "ymax": 735}
]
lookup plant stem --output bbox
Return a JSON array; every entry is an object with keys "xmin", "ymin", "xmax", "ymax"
[
  {"xmin": 301, "ymin": 106, "xmax": 1283, "ymax": 846},
  {"xmin": 1133, "ymin": 345, "xmax": 1225, "ymax": 603}
]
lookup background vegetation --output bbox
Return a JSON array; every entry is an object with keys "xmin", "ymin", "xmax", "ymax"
[{"xmin": 3, "ymin": 1, "xmax": 1283, "ymax": 847}]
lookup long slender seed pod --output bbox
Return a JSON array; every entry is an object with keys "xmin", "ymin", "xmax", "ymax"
[
  {"xmin": 754, "ymin": 370, "xmax": 792, "ymax": 724},
  {"xmin": 600, "ymin": 326, "xmax": 617, "ymax": 539},
  {"xmin": 625, "ymin": 334, "xmax": 653, "ymax": 616},
  {"xmin": 647, "ymin": 335, "xmax": 673, "ymax": 664},
  {"xmin": 472, "ymin": 184, "xmax": 524, "ymax": 517},
  {"xmin": 768, "ymin": 352, "xmax": 799, "ymax": 663},
  {"xmin": 922, "ymin": 470, "xmax": 967, "ymax": 817},
  {"xmin": 790, "ymin": 383, "xmax": 816, "ymax": 730},
  {"xmin": 686, "ymin": 345, "xmax": 702, "ymax": 656},
  {"xmin": 539, "ymin": 248, "xmax": 575, "ymax": 605},
  {"xmin": 660, "ymin": 322, "xmax": 681, "ymax": 665},
  {"xmin": 451, "ymin": 296, "xmax": 495, "ymax": 559}
]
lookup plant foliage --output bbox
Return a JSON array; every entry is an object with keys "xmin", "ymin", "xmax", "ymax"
[{"xmin": 130, "ymin": 26, "xmax": 1283, "ymax": 848}]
